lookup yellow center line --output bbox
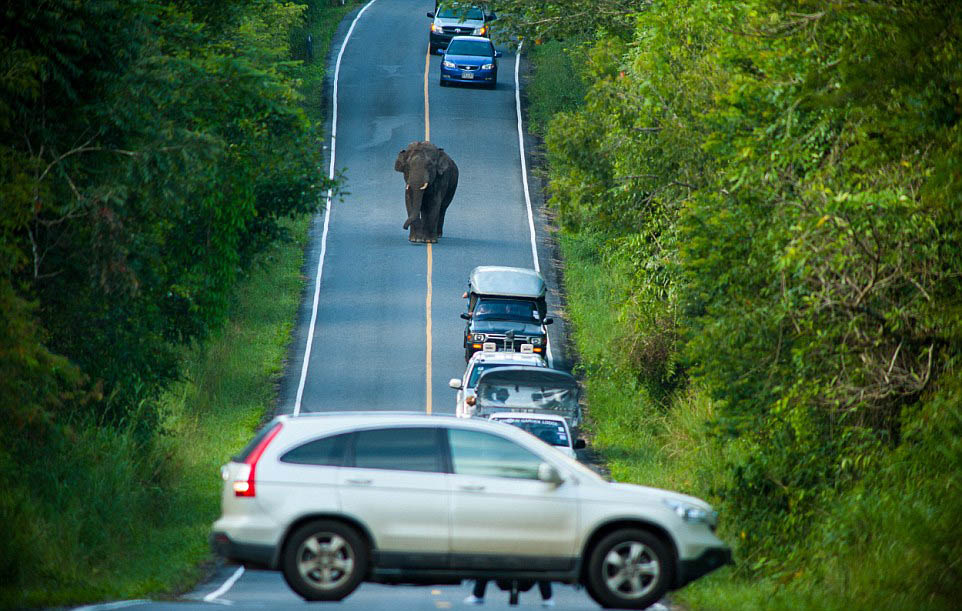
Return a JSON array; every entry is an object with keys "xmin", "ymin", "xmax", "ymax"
[{"xmin": 424, "ymin": 45, "xmax": 433, "ymax": 415}]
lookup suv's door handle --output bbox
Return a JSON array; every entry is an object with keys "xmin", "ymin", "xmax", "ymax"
[
  {"xmin": 459, "ymin": 484, "xmax": 485, "ymax": 492},
  {"xmin": 346, "ymin": 478, "xmax": 373, "ymax": 485}
]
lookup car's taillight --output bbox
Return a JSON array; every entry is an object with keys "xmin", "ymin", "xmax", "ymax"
[{"xmin": 234, "ymin": 422, "xmax": 283, "ymax": 497}]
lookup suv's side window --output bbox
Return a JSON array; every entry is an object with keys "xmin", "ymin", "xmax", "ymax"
[
  {"xmin": 352, "ymin": 427, "xmax": 444, "ymax": 473},
  {"xmin": 448, "ymin": 429, "xmax": 542, "ymax": 479},
  {"xmin": 280, "ymin": 432, "xmax": 350, "ymax": 466}
]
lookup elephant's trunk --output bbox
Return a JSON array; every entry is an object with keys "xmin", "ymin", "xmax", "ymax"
[{"xmin": 403, "ymin": 182, "xmax": 429, "ymax": 229}]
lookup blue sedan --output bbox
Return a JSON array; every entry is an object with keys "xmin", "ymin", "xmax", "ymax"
[{"xmin": 439, "ymin": 36, "xmax": 500, "ymax": 89}]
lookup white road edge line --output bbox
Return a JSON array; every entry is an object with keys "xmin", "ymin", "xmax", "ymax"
[
  {"xmin": 294, "ymin": 0, "xmax": 380, "ymax": 416},
  {"xmin": 514, "ymin": 41, "xmax": 554, "ymax": 367},
  {"xmin": 73, "ymin": 600, "xmax": 149, "ymax": 611},
  {"xmin": 203, "ymin": 566, "xmax": 245, "ymax": 603}
]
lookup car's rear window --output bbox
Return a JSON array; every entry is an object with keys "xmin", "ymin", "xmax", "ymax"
[
  {"xmin": 446, "ymin": 40, "xmax": 493, "ymax": 57},
  {"xmin": 492, "ymin": 418, "xmax": 569, "ymax": 447},
  {"xmin": 280, "ymin": 432, "xmax": 350, "ymax": 466}
]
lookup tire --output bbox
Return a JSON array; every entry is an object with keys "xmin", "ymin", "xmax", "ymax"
[
  {"xmin": 465, "ymin": 347, "xmax": 474, "ymax": 363},
  {"xmin": 439, "ymin": 78, "xmax": 447, "ymax": 87},
  {"xmin": 281, "ymin": 520, "xmax": 368, "ymax": 601},
  {"xmin": 585, "ymin": 529, "xmax": 673, "ymax": 609}
]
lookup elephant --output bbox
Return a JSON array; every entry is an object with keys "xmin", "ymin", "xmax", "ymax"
[{"xmin": 394, "ymin": 141, "xmax": 459, "ymax": 243}]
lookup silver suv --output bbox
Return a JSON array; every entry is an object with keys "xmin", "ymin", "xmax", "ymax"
[
  {"xmin": 211, "ymin": 413, "xmax": 731, "ymax": 609},
  {"xmin": 428, "ymin": 3, "xmax": 495, "ymax": 52},
  {"xmin": 449, "ymin": 348, "xmax": 546, "ymax": 418}
]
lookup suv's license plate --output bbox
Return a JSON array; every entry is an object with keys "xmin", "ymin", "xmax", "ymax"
[{"xmin": 462, "ymin": 72, "xmax": 474, "ymax": 79}]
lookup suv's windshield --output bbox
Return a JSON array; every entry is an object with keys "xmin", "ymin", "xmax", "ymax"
[
  {"xmin": 446, "ymin": 39, "xmax": 494, "ymax": 57},
  {"xmin": 437, "ymin": 6, "xmax": 485, "ymax": 20},
  {"xmin": 473, "ymin": 299, "xmax": 538, "ymax": 322},
  {"xmin": 468, "ymin": 362, "xmax": 538, "ymax": 387}
]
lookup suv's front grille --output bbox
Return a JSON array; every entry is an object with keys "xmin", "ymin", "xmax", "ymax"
[
  {"xmin": 442, "ymin": 26, "xmax": 472, "ymax": 35},
  {"xmin": 456, "ymin": 64, "xmax": 478, "ymax": 71}
]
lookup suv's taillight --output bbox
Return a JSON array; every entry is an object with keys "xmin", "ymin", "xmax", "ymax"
[{"xmin": 233, "ymin": 422, "xmax": 283, "ymax": 497}]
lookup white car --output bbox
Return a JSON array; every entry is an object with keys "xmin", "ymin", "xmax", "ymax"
[
  {"xmin": 488, "ymin": 412, "xmax": 585, "ymax": 459},
  {"xmin": 449, "ymin": 349, "xmax": 546, "ymax": 418},
  {"xmin": 211, "ymin": 412, "xmax": 731, "ymax": 609}
]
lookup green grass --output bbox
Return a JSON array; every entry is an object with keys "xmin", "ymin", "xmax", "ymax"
[
  {"xmin": 291, "ymin": 1, "xmax": 358, "ymax": 123},
  {"xmin": 524, "ymin": 40, "xmax": 587, "ymax": 137}
]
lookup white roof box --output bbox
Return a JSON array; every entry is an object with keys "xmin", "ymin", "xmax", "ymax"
[{"xmin": 469, "ymin": 266, "xmax": 545, "ymax": 299}]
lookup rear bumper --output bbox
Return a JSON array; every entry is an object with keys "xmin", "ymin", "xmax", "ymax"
[
  {"xmin": 210, "ymin": 531, "xmax": 276, "ymax": 568},
  {"xmin": 676, "ymin": 546, "xmax": 732, "ymax": 588}
]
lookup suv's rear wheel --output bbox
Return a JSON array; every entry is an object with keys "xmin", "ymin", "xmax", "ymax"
[
  {"xmin": 282, "ymin": 520, "xmax": 368, "ymax": 601},
  {"xmin": 585, "ymin": 529, "xmax": 672, "ymax": 609}
]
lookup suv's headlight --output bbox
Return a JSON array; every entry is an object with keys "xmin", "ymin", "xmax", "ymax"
[
  {"xmin": 472, "ymin": 333, "xmax": 486, "ymax": 342},
  {"xmin": 481, "ymin": 63, "xmax": 495, "ymax": 70},
  {"xmin": 663, "ymin": 499, "xmax": 718, "ymax": 529},
  {"xmin": 475, "ymin": 25, "xmax": 488, "ymax": 36},
  {"xmin": 530, "ymin": 336, "xmax": 543, "ymax": 346},
  {"xmin": 443, "ymin": 60, "xmax": 456, "ymax": 69}
]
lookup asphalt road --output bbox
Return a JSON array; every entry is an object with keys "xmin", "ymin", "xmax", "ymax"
[
  {"xmin": 73, "ymin": 1, "xmax": 607, "ymax": 609},
  {"xmin": 276, "ymin": 0, "xmax": 565, "ymax": 420}
]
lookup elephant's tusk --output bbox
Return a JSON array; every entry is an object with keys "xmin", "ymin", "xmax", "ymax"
[{"xmin": 419, "ymin": 182, "xmax": 428, "ymax": 190}]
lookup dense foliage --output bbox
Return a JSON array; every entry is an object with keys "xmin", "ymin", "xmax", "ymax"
[
  {"xmin": 505, "ymin": 0, "xmax": 962, "ymax": 606},
  {"xmin": 0, "ymin": 0, "xmax": 340, "ymax": 602}
]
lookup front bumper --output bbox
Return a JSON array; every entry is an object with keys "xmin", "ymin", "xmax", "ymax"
[
  {"xmin": 465, "ymin": 337, "xmax": 544, "ymax": 354},
  {"xmin": 440, "ymin": 67, "xmax": 497, "ymax": 84},
  {"xmin": 430, "ymin": 28, "xmax": 487, "ymax": 47},
  {"xmin": 676, "ymin": 546, "xmax": 732, "ymax": 588}
]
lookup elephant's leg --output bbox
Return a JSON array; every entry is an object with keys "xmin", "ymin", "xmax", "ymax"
[
  {"xmin": 436, "ymin": 172, "xmax": 458, "ymax": 238},
  {"xmin": 422, "ymin": 190, "xmax": 444, "ymax": 243},
  {"xmin": 409, "ymin": 221, "xmax": 423, "ymax": 242},
  {"xmin": 421, "ymin": 211, "xmax": 439, "ymax": 243},
  {"xmin": 405, "ymin": 190, "xmax": 423, "ymax": 242}
]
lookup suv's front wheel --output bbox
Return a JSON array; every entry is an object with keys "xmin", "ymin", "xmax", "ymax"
[
  {"xmin": 282, "ymin": 520, "xmax": 368, "ymax": 601},
  {"xmin": 585, "ymin": 529, "xmax": 673, "ymax": 609}
]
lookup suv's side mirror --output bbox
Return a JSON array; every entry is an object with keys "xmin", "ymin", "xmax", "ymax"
[
  {"xmin": 544, "ymin": 317, "xmax": 554, "ymax": 325},
  {"xmin": 460, "ymin": 312, "xmax": 471, "ymax": 320},
  {"xmin": 538, "ymin": 463, "xmax": 564, "ymax": 486},
  {"xmin": 426, "ymin": 11, "xmax": 435, "ymax": 17},
  {"xmin": 574, "ymin": 439, "xmax": 587, "ymax": 450},
  {"xmin": 486, "ymin": 11, "xmax": 497, "ymax": 21},
  {"xmin": 448, "ymin": 378, "xmax": 462, "ymax": 390}
]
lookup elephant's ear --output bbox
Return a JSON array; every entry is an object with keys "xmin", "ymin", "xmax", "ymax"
[
  {"xmin": 394, "ymin": 148, "xmax": 407, "ymax": 173},
  {"xmin": 436, "ymin": 149, "xmax": 456, "ymax": 175}
]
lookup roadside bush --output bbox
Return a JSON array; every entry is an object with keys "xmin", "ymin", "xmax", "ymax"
[{"xmin": 521, "ymin": 0, "xmax": 962, "ymax": 607}]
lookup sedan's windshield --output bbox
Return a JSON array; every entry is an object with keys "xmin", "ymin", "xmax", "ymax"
[
  {"xmin": 437, "ymin": 6, "xmax": 485, "ymax": 20},
  {"xmin": 495, "ymin": 418, "xmax": 569, "ymax": 447},
  {"xmin": 446, "ymin": 40, "xmax": 494, "ymax": 57},
  {"xmin": 473, "ymin": 299, "xmax": 538, "ymax": 322}
]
